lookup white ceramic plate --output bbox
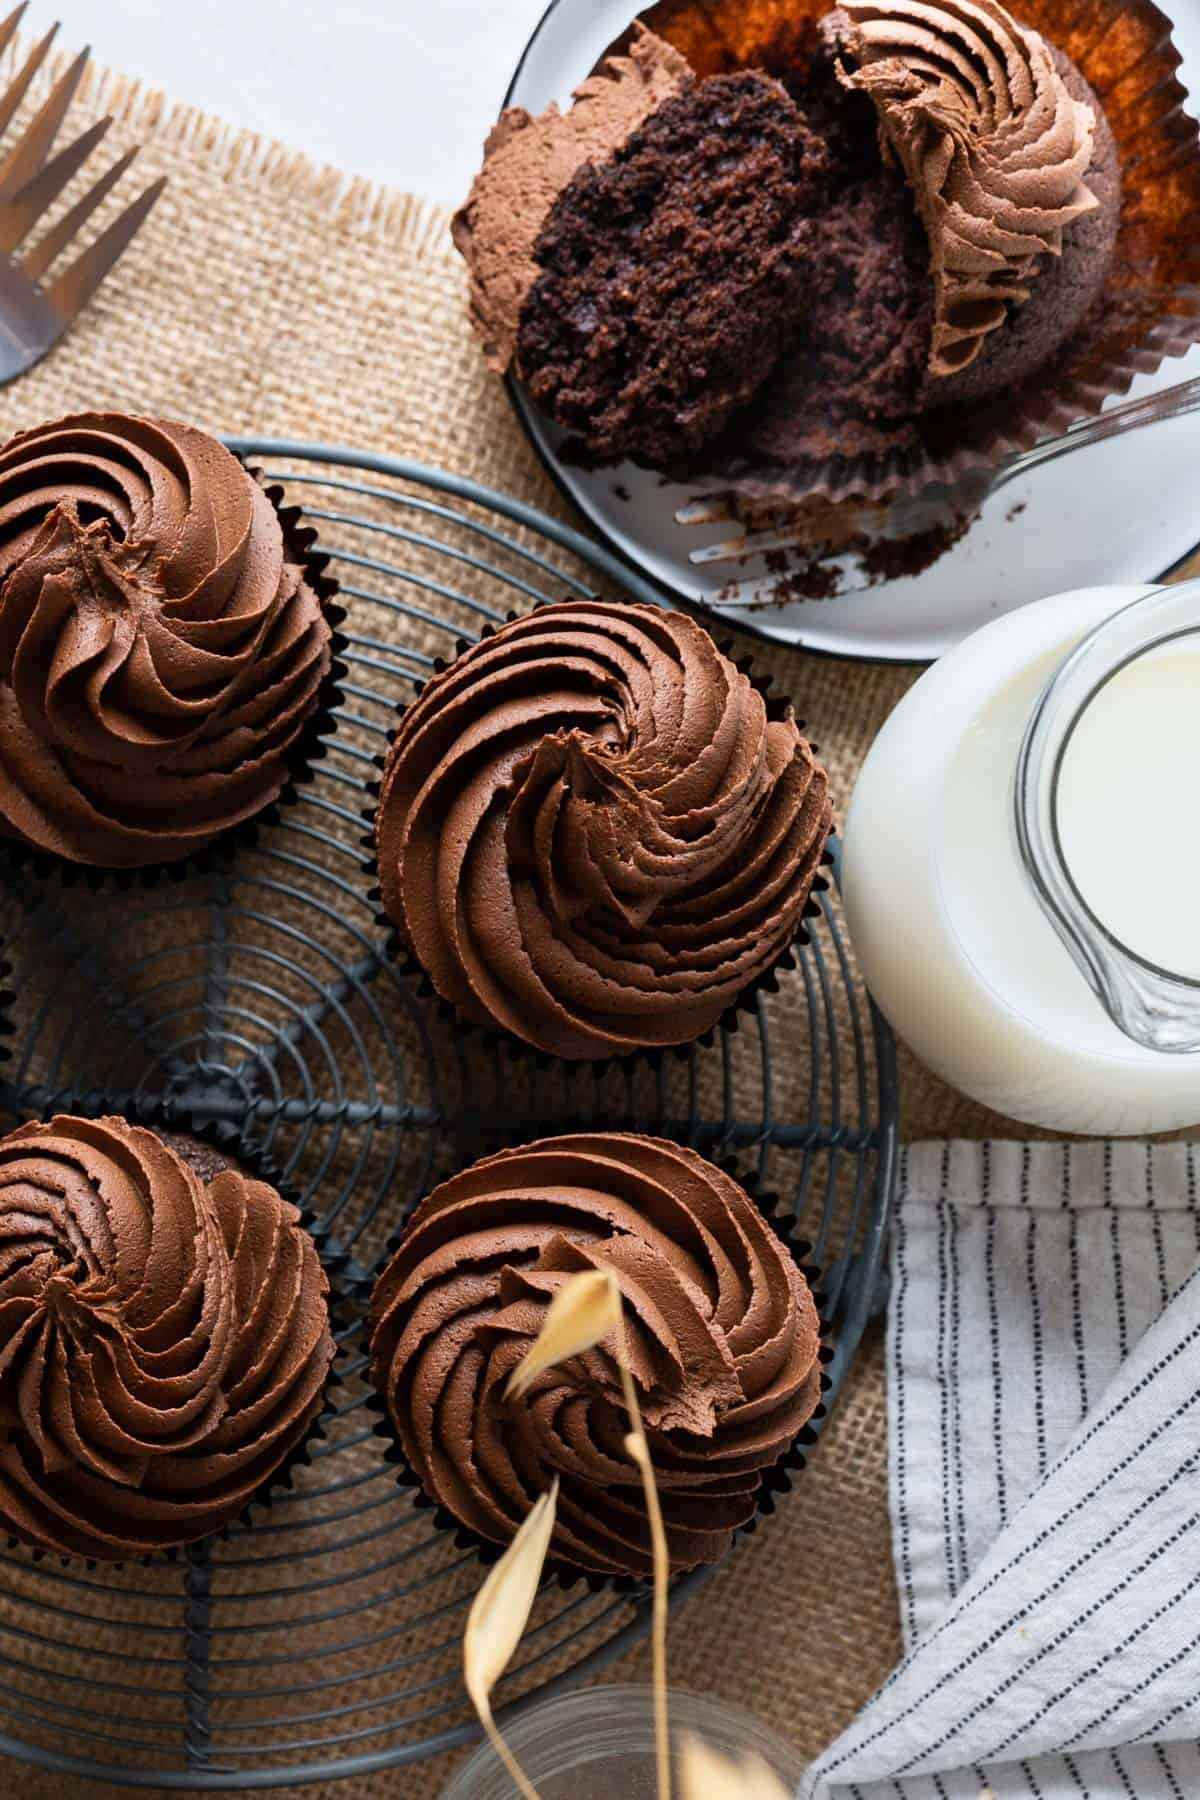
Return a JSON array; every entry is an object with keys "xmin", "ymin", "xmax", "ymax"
[{"xmin": 504, "ymin": 0, "xmax": 1200, "ymax": 661}]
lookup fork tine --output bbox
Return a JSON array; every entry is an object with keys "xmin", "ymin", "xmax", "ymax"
[
  {"xmin": 0, "ymin": 44, "xmax": 90, "ymax": 201},
  {"xmin": 689, "ymin": 526, "xmax": 813, "ymax": 566},
  {"xmin": 0, "ymin": 22, "xmax": 58, "ymax": 142},
  {"xmin": 21, "ymin": 139, "xmax": 131, "ymax": 280},
  {"xmin": 42, "ymin": 173, "xmax": 165, "ymax": 319},
  {"xmin": 0, "ymin": 4, "xmax": 29, "ymax": 67},
  {"xmin": 674, "ymin": 497, "xmax": 737, "ymax": 528},
  {"xmin": 0, "ymin": 113, "xmax": 109, "ymax": 254}
]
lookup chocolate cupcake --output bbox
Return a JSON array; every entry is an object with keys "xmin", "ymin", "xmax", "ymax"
[
  {"xmin": 0, "ymin": 413, "xmax": 338, "ymax": 873},
  {"xmin": 369, "ymin": 1134, "xmax": 824, "ymax": 1577},
  {"xmin": 455, "ymin": 8, "xmax": 1121, "ymax": 472},
  {"xmin": 457, "ymin": 0, "xmax": 1200, "ymax": 546},
  {"xmin": 373, "ymin": 599, "xmax": 832, "ymax": 1059},
  {"xmin": 0, "ymin": 1115, "xmax": 335, "ymax": 1560}
]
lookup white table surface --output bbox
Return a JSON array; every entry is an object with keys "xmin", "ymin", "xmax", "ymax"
[
  {"xmin": 47, "ymin": 0, "xmax": 1200, "ymax": 213},
  {"xmin": 47, "ymin": 0, "xmax": 550, "ymax": 209}
]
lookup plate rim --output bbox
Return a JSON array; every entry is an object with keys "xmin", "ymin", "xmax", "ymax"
[{"xmin": 500, "ymin": 0, "xmax": 1200, "ymax": 667}]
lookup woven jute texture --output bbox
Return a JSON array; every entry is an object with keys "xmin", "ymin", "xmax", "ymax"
[{"xmin": 2, "ymin": 41, "xmax": 1196, "ymax": 1800}]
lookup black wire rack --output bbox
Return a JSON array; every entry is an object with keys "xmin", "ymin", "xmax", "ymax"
[{"xmin": 0, "ymin": 441, "xmax": 899, "ymax": 1791}]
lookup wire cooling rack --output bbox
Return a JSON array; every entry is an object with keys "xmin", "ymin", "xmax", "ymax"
[{"xmin": 0, "ymin": 441, "xmax": 899, "ymax": 1790}]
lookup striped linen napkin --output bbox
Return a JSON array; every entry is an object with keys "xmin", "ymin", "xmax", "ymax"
[{"xmin": 805, "ymin": 1139, "xmax": 1200, "ymax": 1800}]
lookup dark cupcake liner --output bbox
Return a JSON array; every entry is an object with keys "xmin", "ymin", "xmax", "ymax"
[
  {"xmin": 0, "ymin": 1103, "xmax": 343, "ymax": 1570},
  {"xmin": 620, "ymin": 0, "xmax": 1200, "ymax": 511},
  {"xmin": 0, "ymin": 464, "xmax": 349, "ymax": 892},
  {"xmin": 0, "ymin": 945, "xmax": 13, "ymax": 1074},
  {"xmin": 362, "ymin": 605, "xmax": 834, "ymax": 1073},
  {"xmin": 363, "ymin": 1146, "xmax": 834, "ymax": 1596}
]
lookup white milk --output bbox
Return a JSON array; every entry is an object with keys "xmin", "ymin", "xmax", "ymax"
[
  {"xmin": 1055, "ymin": 641, "xmax": 1200, "ymax": 979},
  {"xmin": 842, "ymin": 585, "xmax": 1200, "ymax": 1134}
]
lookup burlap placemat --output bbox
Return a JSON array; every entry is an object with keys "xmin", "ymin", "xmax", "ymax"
[{"xmin": 2, "ymin": 40, "xmax": 1195, "ymax": 1800}]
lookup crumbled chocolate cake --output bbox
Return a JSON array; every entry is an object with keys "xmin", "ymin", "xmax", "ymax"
[
  {"xmin": 717, "ymin": 25, "xmax": 934, "ymax": 470},
  {"xmin": 457, "ymin": 0, "xmax": 1136, "ymax": 591},
  {"xmin": 515, "ymin": 71, "xmax": 829, "ymax": 470},
  {"xmin": 718, "ymin": 509, "xmax": 973, "ymax": 605},
  {"xmin": 765, "ymin": 559, "xmax": 842, "ymax": 602},
  {"xmin": 856, "ymin": 515, "xmax": 973, "ymax": 582},
  {"xmin": 515, "ymin": 34, "xmax": 933, "ymax": 476}
]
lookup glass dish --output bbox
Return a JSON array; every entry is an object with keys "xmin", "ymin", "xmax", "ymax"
[{"xmin": 441, "ymin": 1683, "xmax": 806, "ymax": 1798}]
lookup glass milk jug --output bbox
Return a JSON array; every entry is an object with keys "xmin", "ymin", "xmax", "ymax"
[{"xmin": 842, "ymin": 581, "xmax": 1200, "ymax": 1134}]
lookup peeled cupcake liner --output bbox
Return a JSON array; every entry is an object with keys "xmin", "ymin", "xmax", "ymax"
[
  {"xmin": 0, "ymin": 1102, "xmax": 346, "ymax": 1571},
  {"xmin": 0, "ymin": 464, "xmax": 350, "ymax": 892},
  {"xmin": 625, "ymin": 0, "xmax": 1200, "ymax": 514},
  {"xmin": 360, "ymin": 606, "xmax": 835, "ymax": 1079},
  {"xmin": 362, "ymin": 1144, "xmax": 834, "ymax": 1597}
]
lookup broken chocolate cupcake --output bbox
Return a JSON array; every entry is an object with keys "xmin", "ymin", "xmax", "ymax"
[{"xmin": 454, "ymin": 1, "xmax": 1124, "ymax": 485}]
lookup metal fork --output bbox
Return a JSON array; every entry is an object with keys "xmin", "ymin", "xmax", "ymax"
[
  {"xmin": 684, "ymin": 371, "xmax": 1200, "ymax": 603},
  {"xmin": 0, "ymin": 2, "xmax": 165, "ymax": 384}
]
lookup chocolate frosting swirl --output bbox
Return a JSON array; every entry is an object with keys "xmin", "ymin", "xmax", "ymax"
[
  {"xmin": 0, "ymin": 1116, "xmax": 334, "ymax": 1559},
  {"xmin": 370, "ymin": 1134, "xmax": 822, "ymax": 1575},
  {"xmin": 375, "ymin": 601, "xmax": 832, "ymax": 1059},
  {"xmin": 0, "ymin": 413, "xmax": 332, "ymax": 867},
  {"xmin": 837, "ymin": 0, "xmax": 1100, "ymax": 377}
]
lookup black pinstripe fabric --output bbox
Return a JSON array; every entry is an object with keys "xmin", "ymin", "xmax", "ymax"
[{"xmin": 804, "ymin": 1142, "xmax": 1200, "ymax": 1800}]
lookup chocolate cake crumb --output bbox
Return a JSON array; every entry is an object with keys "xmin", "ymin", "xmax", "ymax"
[
  {"xmin": 153, "ymin": 1130, "xmax": 238, "ymax": 1183},
  {"xmin": 857, "ymin": 517, "xmax": 972, "ymax": 582},
  {"xmin": 772, "ymin": 561, "xmax": 843, "ymax": 602},
  {"xmin": 517, "ymin": 72, "xmax": 829, "ymax": 470},
  {"xmin": 718, "ymin": 508, "xmax": 975, "ymax": 608}
]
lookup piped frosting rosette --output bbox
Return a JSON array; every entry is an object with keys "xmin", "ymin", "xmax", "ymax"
[
  {"xmin": 369, "ymin": 1134, "xmax": 824, "ymax": 1576},
  {"xmin": 0, "ymin": 1115, "xmax": 335, "ymax": 1560},
  {"xmin": 837, "ymin": 0, "xmax": 1099, "ymax": 377},
  {"xmin": 0, "ymin": 413, "xmax": 336, "ymax": 870},
  {"xmin": 373, "ymin": 600, "xmax": 832, "ymax": 1060}
]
